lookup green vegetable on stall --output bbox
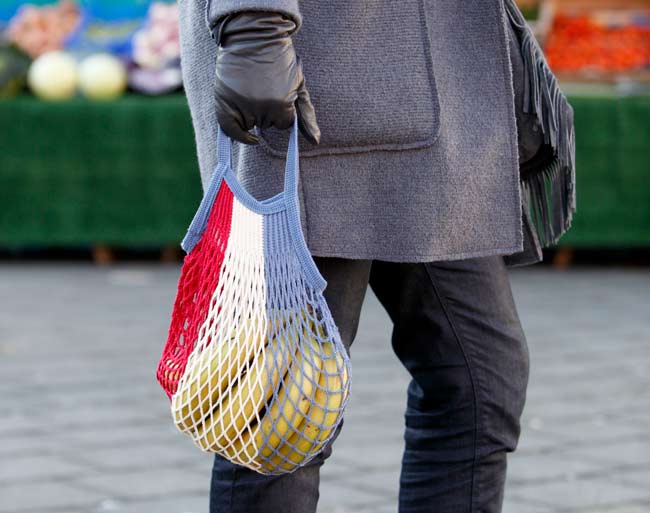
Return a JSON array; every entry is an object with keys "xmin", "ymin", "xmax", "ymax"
[{"xmin": 0, "ymin": 44, "xmax": 31, "ymax": 98}]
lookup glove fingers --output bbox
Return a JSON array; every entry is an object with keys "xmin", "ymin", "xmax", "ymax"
[
  {"xmin": 272, "ymin": 104, "xmax": 297, "ymax": 131},
  {"xmin": 296, "ymin": 80, "xmax": 321, "ymax": 145},
  {"xmin": 216, "ymin": 97, "xmax": 259, "ymax": 145},
  {"xmin": 257, "ymin": 100, "xmax": 294, "ymax": 131}
]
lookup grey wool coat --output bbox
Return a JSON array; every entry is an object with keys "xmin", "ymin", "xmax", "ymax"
[{"xmin": 178, "ymin": 0, "xmax": 576, "ymax": 266}]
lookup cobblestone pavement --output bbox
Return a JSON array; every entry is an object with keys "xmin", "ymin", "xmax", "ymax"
[{"xmin": 1, "ymin": 263, "xmax": 649, "ymax": 513}]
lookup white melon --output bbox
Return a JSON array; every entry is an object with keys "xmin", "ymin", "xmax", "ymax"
[
  {"xmin": 28, "ymin": 51, "xmax": 78, "ymax": 101},
  {"xmin": 78, "ymin": 53, "xmax": 128, "ymax": 101}
]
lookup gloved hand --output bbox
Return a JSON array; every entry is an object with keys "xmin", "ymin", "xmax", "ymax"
[{"xmin": 210, "ymin": 11, "xmax": 320, "ymax": 145}]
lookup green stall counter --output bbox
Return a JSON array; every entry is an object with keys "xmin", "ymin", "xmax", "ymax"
[
  {"xmin": 0, "ymin": 90, "xmax": 649, "ymax": 249},
  {"xmin": 558, "ymin": 87, "xmax": 650, "ymax": 247},
  {"xmin": 0, "ymin": 94, "xmax": 202, "ymax": 247}
]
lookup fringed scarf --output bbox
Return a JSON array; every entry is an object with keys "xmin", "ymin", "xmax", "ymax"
[{"xmin": 505, "ymin": 0, "xmax": 577, "ymax": 247}]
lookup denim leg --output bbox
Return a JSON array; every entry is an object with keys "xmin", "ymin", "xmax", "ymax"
[
  {"xmin": 369, "ymin": 256, "xmax": 530, "ymax": 513},
  {"xmin": 209, "ymin": 257, "xmax": 371, "ymax": 513}
]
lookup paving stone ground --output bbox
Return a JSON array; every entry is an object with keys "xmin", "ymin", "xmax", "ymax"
[{"xmin": 0, "ymin": 263, "xmax": 649, "ymax": 513}]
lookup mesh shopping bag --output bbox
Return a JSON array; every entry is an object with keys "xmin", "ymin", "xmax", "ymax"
[{"xmin": 156, "ymin": 117, "xmax": 351, "ymax": 475}]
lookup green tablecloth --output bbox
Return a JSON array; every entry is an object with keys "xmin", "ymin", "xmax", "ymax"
[
  {"xmin": 0, "ymin": 94, "xmax": 202, "ymax": 247},
  {"xmin": 0, "ymin": 91, "xmax": 648, "ymax": 248},
  {"xmin": 561, "ymin": 85, "xmax": 650, "ymax": 246}
]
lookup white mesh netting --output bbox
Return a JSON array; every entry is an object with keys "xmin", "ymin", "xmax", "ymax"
[{"xmin": 169, "ymin": 200, "xmax": 351, "ymax": 475}]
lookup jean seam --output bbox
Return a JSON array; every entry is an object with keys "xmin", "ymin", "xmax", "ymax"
[
  {"xmin": 229, "ymin": 465, "xmax": 236, "ymax": 513},
  {"xmin": 423, "ymin": 263, "xmax": 481, "ymax": 513}
]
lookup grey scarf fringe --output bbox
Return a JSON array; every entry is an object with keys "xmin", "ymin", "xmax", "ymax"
[{"xmin": 505, "ymin": 0, "xmax": 576, "ymax": 247}]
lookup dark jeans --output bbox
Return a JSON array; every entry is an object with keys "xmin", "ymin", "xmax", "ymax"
[{"xmin": 210, "ymin": 256, "xmax": 530, "ymax": 513}]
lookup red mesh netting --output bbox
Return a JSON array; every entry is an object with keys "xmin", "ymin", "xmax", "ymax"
[{"xmin": 157, "ymin": 182, "xmax": 234, "ymax": 398}]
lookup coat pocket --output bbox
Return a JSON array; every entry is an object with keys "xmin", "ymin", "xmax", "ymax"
[{"xmin": 257, "ymin": 0, "xmax": 441, "ymax": 157}]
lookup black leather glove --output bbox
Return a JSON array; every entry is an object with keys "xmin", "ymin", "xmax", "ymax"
[{"xmin": 210, "ymin": 11, "xmax": 320, "ymax": 145}]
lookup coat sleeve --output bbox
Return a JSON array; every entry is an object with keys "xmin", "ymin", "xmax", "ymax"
[{"xmin": 206, "ymin": 0, "xmax": 302, "ymax": 31}]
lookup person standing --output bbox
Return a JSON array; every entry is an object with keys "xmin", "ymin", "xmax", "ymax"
[{"xmin": 177, "ymin": 1, "xmax": 576, "ymax": 511}]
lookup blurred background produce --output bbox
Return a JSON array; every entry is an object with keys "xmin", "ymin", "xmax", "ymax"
[
  {"xmin": 0, "ymin": 0, "xmax": 180, "ymax": 101},
  {"xmin": 77, "ymin": 53, "xmax": 127, "ymax": 99},
  {"xmin": 6, "ymin": 0, "xmax": 79, "ymax": 58},
  {"xmin": 27, "ymin": 49, "xmax": 78, "ymax": 100},
  {"xmin": 129, "ymin": 2, "xmax": 181, "ymax": 95},
  {"xmin": 0, "ymin": 43, "xmax": 30, "ymax": 96},
  {"xmin": 543, "ymin": 0, "xmax": 650, "ymax": 82}
]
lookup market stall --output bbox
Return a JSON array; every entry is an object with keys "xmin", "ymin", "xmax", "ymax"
[
  {"xmin": 1, "ymin": 0, "xmax": 649, "ymax": 258},
  {"xmin": 0, "ymin": 0, "xmax": 194, "ymax": 259}
]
